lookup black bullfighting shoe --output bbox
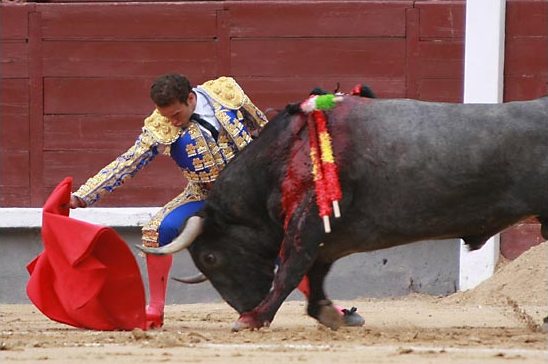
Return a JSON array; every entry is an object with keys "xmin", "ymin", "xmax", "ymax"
[{"xmin": 341, "ymin": 307, "xmax": 365, "ymax": 327}]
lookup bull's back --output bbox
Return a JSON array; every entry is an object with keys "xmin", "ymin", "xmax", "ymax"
[
  {"xmin": 343, "ymin": 97, "xmax": 548, "ymax": 164},
  {"xmin": 330, "ymin": 96, "xmax": 548, "ymax": 248}
]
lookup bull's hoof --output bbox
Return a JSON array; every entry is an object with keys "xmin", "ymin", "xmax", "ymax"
[
  {"xmin": 318, "ymin": 304, "xmax": 344, "ymax": 330},
  {"xmin": 341, "ymin": 307, "xmax": 365, "ymax": 327},
  {"xmin": 232, "ymin": 313, "xmax": 269, "ymax": 331},
  {"xmin": 231, "ymin": 320, "xmax": 248, "ymax": 332}
]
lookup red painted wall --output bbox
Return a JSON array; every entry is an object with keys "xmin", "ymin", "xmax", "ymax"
[{"xmin": 1, "ymin": 1, "xmax": 547, "ymax": 255}]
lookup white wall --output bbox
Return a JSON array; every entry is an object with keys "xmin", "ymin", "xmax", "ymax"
[{"xmin": 459, "ymin": 0, "xmax": 506, "ymax": 291}]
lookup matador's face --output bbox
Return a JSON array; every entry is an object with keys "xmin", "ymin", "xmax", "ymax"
[{"xmin": 156, "ymin": 92, "xmax": 197, "ymax": 129}]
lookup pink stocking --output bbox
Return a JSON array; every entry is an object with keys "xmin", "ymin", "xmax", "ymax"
[{"xmin": 145, "ymin": 254, "xmax": 173, "ymax": 329}]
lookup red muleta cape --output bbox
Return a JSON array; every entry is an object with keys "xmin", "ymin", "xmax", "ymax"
[{"xmin": 26, "ymin": 177, "xmax": 146, "ymax": 330}]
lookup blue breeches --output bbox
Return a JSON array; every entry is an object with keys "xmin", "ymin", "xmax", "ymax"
[{"xmin": 157, "ymin": 200, "xmax": 205, "ymax": 247}]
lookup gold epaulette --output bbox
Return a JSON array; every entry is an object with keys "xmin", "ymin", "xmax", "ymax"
[
  {"xmin": 143, "ymin": 109, "xmax": 181, "ymax": 144},
  {"xmin": 199, "ymin": 77, "xmax": 247, "ymax": 110}
]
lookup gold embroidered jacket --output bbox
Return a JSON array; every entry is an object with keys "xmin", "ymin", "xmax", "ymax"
[{"xmin": 73, "ymin": 77, "xmax": 268, "ymax": 207}]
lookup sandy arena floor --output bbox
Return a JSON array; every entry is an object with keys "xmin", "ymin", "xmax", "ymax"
[{"xmin": 2, "ymin": 242, "xmax": 547, "ymax": 364}]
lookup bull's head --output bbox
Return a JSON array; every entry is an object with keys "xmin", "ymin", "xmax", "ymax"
[
  {"xmin": 138, "ymin": 211, "xmax": 281, "ymax": 315},
  {"xmin": 138, "ymin": 107, "xmax": 304, "ymax": 325}
]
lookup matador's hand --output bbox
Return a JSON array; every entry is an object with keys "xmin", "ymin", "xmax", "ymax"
[{"xmin": 69, "ymin": 195, "xmax": 87, "ymax": 209}]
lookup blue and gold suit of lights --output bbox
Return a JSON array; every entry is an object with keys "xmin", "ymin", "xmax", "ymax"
[{"xmin": 73, "ymin": 77, "xmax": 268, "ymax": 246}]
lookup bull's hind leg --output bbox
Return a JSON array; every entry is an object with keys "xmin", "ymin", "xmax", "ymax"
[{"xmin": 305, "ymin": 261, "xmax": 344, "ymax": 330}]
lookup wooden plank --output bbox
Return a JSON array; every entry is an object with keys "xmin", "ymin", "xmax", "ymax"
[
  {"xmin": 44, "ymin": 68, "xmax": 404, "ymax": 117},
  {"xmin": 0, "ymin": 79, "xmax": 29, "ymax": 150},
  {"xmin": 43, "ymin": 150, "xmax": 185, "ymax": 206},
  {"xmin": 505, "ymin": 38, "xmax": 548, "ymax": 77},
  {"xmin": 32, "ymin": 185, "xmax": 185, "ymax": 207},
  {"xmin": 27, "ymin": 183, "xmax": 186, "ymax": 207},
  {"xmin": 44, "ymin": 77, "xmax": 152, "ymax": 115},
  {"xmin": 82, "ymin": 186, "xmax": 187, "ymax": 207},
  {"xmin": 0, "ymin": 4, "xmax": 32, "ymax": 40},
  {"xmin": 1, "ymin": 0, "xmax": 545, "ymax": 210},
  {"xmin": 28, "ymin": 11, "xmax": 44, "ymax": 206},
  {"xmin": 45, "ymin": 0, "xmax": 176, "ymax": 2},
  {"xmin": 506, "ymin": 0, "xmax": 548, "ymax": 38},
  {"xmin": 504, "ymin": 0, "xmax": 548, "ymax": 101},
  {"xmin": 45, "ymin": 0, "xmax": 172, "ymax": 2},
  {"xmin": 504, "ymin": 76, "xmax": 548, "ymax": 101},
  {"xmin": 0, "ymin": 150, "xmax": 29, "ymax": 187},
  {"xmin": 42, "ymin": 40, "xmax": 217, "ymax": 77},
  {"xmin": 0, "ymin": 187, "xmax": 30, "ymax": 207},
  {"xmin": 230, "ymin": 38, "xmax": 406, "ymax": 78},
  {"xmin": 405, "ymin": 7, "xmax": 420, "ymax": 99},
  {"xmin": 215, "ymin": 8, "xmax": 231, "ymax": 76},
  {"xmin": 500, "ymin": 223, "xmax": 544, "ymax": 260},
  {"xmin": 44, "ymin": 75, "xmax": 218, "ymax": 115},
  {"xmin": 38, "ymin": 3, "xmax": 220, "ymax": 40},
  {"xmin": 237, "ymin": 77, "xmax": 406, "ymax": 112},
  {"xmin": 416, "ymin": 40, "xmax": 464, "ymax": 79},
  {"xmin": 44, "ymin": 115, "xmax": 144, "ymax": 150},
  {"xmin": 416, "ymin": 1, "xmax": 465, "ymax": 40},
  {"xmin": 0, "ymin": 75, "xmax": 29, "ymax": 206},
  {"xmin": 227, "ymin": 1, "xmax": 412, "ymax": 37},
  {"xmin": 0, "ymin": 41, "xmax": 28, "ymax": 78},
  {"xmin": 417, "ymin": 78, "xmax": 463, "ymax": 102},
  {"xmin": 43, "ymin": 150, "xmax": 183, "ymax": 186}
]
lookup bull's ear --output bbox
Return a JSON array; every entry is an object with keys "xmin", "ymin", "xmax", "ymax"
[{"xmin": 286, "ymin": 103, "xmax": 302, "ymax": 115}]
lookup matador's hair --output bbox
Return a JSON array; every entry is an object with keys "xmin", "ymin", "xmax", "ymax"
[{"xmin": 150, "ymin": 73, "xmax": 193, "ymax": 107}]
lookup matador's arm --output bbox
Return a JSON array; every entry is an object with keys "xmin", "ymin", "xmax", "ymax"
[{"xmin": 73, "ymin": 127, "xmax": 161, "ymax": 206}]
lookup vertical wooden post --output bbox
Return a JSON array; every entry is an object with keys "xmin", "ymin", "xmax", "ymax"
[
  {"xmin": 405, "ymin": 7, "xmax": 420, "ymax": 99},
  {"xmin": 28, "ymin": 11, "xmax": 44, "ymax": 206},
  {"xmin": 216, "ymin": 7, "xmax": 231, "ymax": 77},
  {"xmin": 463, "ymin": 0, "xmax": 506, "ymax": 103}
]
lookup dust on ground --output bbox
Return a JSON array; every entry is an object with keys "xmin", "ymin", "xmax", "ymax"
[{"xmin": 2, "ymin": 242, "xmax": 547, "ymax": 364}]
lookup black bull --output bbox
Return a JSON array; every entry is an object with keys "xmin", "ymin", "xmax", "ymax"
[{"xmin": 141, "ymin": 96, "xmax": 548, "ymax": 330}]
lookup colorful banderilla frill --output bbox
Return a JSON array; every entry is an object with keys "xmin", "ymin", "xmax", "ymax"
[{"xmin": 300, "ymin": 94, "xmax": 344, "ymax": 233}]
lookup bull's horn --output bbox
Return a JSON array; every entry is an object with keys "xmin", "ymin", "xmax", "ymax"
[
  {"xmin": 136, "ymin": 215, "xmax": 204, "ymax": 255},
  {"xmin": 171, "ymin": 272, "xmax": 208, "ymax": 284}
]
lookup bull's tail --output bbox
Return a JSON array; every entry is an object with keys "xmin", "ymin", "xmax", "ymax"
[
  {"xmin": 462, "ymin": 234, "xmax": 491, "ymax": 251},
  {"xmin": 539, "ymin": 216, "xmax": 548, "ymax": 240}
]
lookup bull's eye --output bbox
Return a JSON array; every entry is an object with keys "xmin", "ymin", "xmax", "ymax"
[
  {"xmin": 205, "ymin": 253, "xmax": 216, "ymax": 264},
  {"xmin": 201, "ymin": 252, "xmax": 218, "ymax": 267}
]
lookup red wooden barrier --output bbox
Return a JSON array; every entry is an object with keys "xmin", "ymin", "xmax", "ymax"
[{"xmin": 0, "ymin": 1, "xmax": 546, "ymax": 257}]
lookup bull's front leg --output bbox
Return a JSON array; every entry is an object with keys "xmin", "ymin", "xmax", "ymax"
[
  {"xmin": 304, "ymin": 260, "xmax": 344, "ymax": 330},
  {"xmin": 233, "ymin": 193, "xmax": 325, "ymax": 331}
]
